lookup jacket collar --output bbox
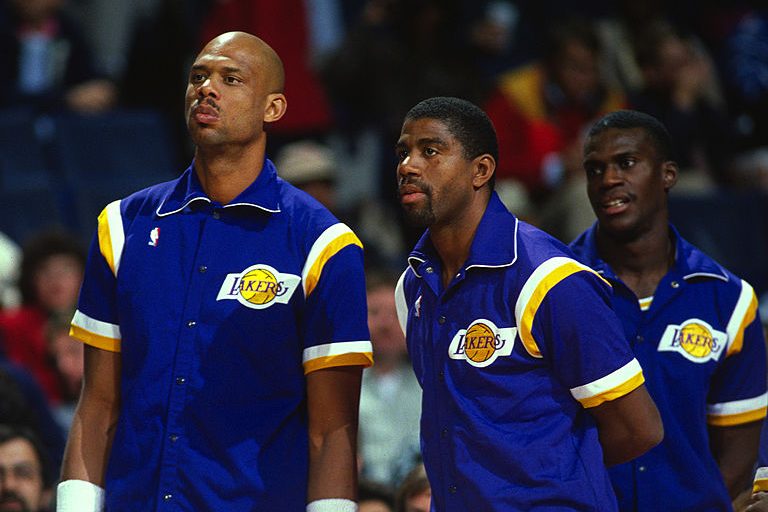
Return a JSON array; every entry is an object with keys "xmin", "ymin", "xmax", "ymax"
[
  {"xmin": 572, "ymin": 223, "xmax": 728, "ymax": 282},
  {"xmin": 407, "ymin": 192, "xmax": 519, "ymax": 277},
  {"xmin": 156, "ymin": 158, "xmax": 281, "ymax": 216}
]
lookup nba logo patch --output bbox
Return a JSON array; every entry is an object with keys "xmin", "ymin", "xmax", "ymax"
[{"xmin": 148, "ymin": 227, "xmax": 160, "ymax": 247}]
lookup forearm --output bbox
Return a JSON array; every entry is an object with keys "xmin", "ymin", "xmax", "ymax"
[
  {"xmin": 710, "ymin": 421, "xmax": 763, "ymax": 499},
  {"xmin": 61, "ymin": 398, "xmax": 119, "ymax": 485},
  {"xmin": 598, "ymin": 428, "xmax": 655, "ymax": 467},
  {"xmin": 590, "ymin": 385, "xmax": 663, "ymax": 467},
  {"xmin": 307, "ymin": 422, "xmax": 358, "ymax": 501}
]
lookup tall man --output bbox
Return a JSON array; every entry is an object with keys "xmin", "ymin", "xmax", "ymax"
[
  {"xmin": 570, "ymin": 109, "xmax": 767, "ymax": 511},
  {"xmin": 393, "ymin": 96, "xmax": 663, "ymax": 511},
  {"xmin": 57, "ymin": 32, "xmax": 372, "ymax": 511}
]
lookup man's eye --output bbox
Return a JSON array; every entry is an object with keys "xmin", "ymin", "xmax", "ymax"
[
  {"xmin": 620, "ymin": 158, "xmax": 635, "ymax": 169},
  {"xmin": 585, "ymin": 165, "xmax": 602, "ymax": 177},
  {"xmin": 191, "ymin": 74, "xmax": 206, "ymax": 83},
  {"xmin": 224, "ymin": 76, "xmax": 240, "ymax": 84},
  {"xmin": 396, "ymin": 149, "xmax": 408, "ymax": 161},
  {"xmin": 424, "ymin": 148, "xmax": 437, "ymax": 156}
]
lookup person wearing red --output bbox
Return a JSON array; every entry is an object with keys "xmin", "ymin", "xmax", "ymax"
[
  {"xmin": 0, "ymin": 231, "xmax": 85, "ymax": 405},
  {"xmin": 484, "ymin": 17, "xmax": 625, "ymax": 199}
]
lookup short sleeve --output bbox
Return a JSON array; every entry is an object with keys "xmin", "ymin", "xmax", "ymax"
[
  {"xmin": 70, "ymin": 222, "xmax": 122, "ymax": 352},
  {"xmin": 300, "ymin": 224, "xmax": 373, "ymax": 374},
  {"xmin": 526, "ymin": 259, "xmax": 644, "ymax": 408},
  {"xmin": 706, "ymin": 291, "xmax": 767, "ymax": 426}
]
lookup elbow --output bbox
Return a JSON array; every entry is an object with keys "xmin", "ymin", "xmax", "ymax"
[
  {"xmin": 639, "ymin": 420, "xmax": 664, "ymax": 455},
  {"xmin": 628, "ymin": 415, "xmax": 664, "ymax": 462}
]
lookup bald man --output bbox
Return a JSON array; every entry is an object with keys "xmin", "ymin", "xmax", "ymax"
[{"xmin": 58, "ymin": 32, "xmax": 372, "ymax": 511}]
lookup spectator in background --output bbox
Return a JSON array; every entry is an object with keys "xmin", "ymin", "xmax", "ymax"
[
  {"xmin": 44, "ymin": 312, "xmax": 81, "ymax": 432},
  {"xmin": 0, "ymin": 0, "xmax": 116, "ymax": 114},
  {"xmin": 276, "ymin": 140, "xmax": 406, "ymax": 269},
  {"xmin": 630, "ymin": 22, "xmax": 735, "ymax": 191},
  {"xmin": 276, "ymin": 140, "xmax": 339, "ymax": 212},
  {"xmin": 0, "ymin": 232, "xmax": 21, "ymax": 311},
  {"xmin": 358, "ymin": 479, "xmax": 395, "ymax": 512},
  {"xmin": 0, "ymin": 231, "xmax": 84, "ymax": 406},
  {"xmin": 484, "ymin": 16, "xmax": 626, "ymax": 201},
  {"xmin": 0, "ymin": 424, "xmax": 53, "ymax": 512},
  {"xmin": 394, "ymin": 463, "xmax": 430, "ymax": 512},
  {"xmin": 358, "ymin": 270, "xmax": 421, "ymax": 489},
  {"xmin": 0, "ymin": 364, "xmax": 64, "ymax": 495},
  {"xmin": 321, "ymin": 0, "xmax": 486, "ymax": 248}
]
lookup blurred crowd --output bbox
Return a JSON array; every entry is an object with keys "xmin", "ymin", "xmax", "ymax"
[{"xmin": 1, "ymin": 0, "xmax": 768, "ymax": 510}]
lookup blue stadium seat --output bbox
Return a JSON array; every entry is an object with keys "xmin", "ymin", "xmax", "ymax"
[
  {"xmin": 669, "ymin": 190, "xmax": 768, "ymax": 296},
  {"xmin": 51, "ymin": 109, "xmax": 181, "ymax": 238},
  {"xmin": 0, "ymin": 189, "xmax": 64, "ymax": 245},
  {"xmin": 0, "ymin": 108, "xmax": 54, "ymax": 192}
]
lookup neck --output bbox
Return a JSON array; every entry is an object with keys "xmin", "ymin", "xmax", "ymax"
[
  {"xmin": 430, "ymin": 192, "xmax": 490, "ymax": 288},
  {"xmin": 193, "ymin": 140, "xmax": 266, "ymax": 204},
  {"xmin": 597, "ymin": 221, "xmax": 674, "ymax": 298}
]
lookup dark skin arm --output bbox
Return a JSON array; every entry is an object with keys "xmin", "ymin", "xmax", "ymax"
[
  {"xmin": 588, "ymin": 384, "xmax": 664, "ymax": 466},
  {"xmin": 60, "ymin": 344, "xmax": 121, "ymax": 485},
  {"xmin": 306, "ymin": 365, "xmax": 363, "ymax": 502},
  {"xmin": 709, "ymin": 420, "xmax": 763, "ymax": 500}
]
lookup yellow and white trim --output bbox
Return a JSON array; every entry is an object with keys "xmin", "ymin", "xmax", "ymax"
[
  {"xmin": 570, "ymin": 358, "xmax": 645, "ymax": 408},
  {"xmin": 302, "ymin": 340, "xmax": 373, "ymax": 374},
  {"xmin": 97, "ymin": 200, "xmax": 125, "ymax": 277},
  {"xmin": 69, "ymin": 309, "xmax": 121, "ymax": 352},
  {"xmin": 707, "ymin": 391, "xmax": 768, "ymax": 427},
  {"xmin": 301, "ymin": 223, "xmax": 362, "ymax": 298},
  {"xmin": 725, "ymin": 279, "xmax": 758, "ymax": 357},
  {"xmin": 515, "ymin": 256, "xmax": 607, "ymax": 358}
]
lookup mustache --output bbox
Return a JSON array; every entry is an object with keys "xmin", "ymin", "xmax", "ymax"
[
  {"xmin": 0, "ymin": 490, "xmax": 27, "ymax": 509},
  {"xmin": 193, "ymin": 97, "xmax": 220, "ymax": 111},
  {"xmin": 397, "ymin": 176, "xmax": 431, "ymax": 193}
]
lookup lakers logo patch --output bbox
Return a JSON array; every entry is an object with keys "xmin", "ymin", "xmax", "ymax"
[
  {"xmin": 658, "ymin": 318, "xmax": 727, "ymax": 363},
  {"xmin": 448, "ymin": 319, "xmax": 516, "ymax": 368},
  {"xmin": 216, "ymin": 264, "xmax": 301, "ymax": 309}
]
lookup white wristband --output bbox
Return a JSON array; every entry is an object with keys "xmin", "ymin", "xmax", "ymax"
[
  {"xmin": 307, "ymin": 498, "xmax": 358, "ymax": 512},
  {"xmin": 57, "ymin": 479, "xmax": 105, "ymax": 512}
]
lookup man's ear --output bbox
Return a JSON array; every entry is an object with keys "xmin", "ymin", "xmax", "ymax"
[
  {"xmin": 662, "ymin": 160, "xmax": 678, "ymax": 191},
  {"xmin": 264, "ymin": 93, "xmax": 287, "ymax": 123},
  {"xmin": 472, "ymin": 154, "xmax": 496, "ymax": 189}
]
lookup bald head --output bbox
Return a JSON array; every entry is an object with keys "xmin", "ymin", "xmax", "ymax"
[{"xmin": 199, "ymin": 31, "xmax": 285, "ymax": 94}]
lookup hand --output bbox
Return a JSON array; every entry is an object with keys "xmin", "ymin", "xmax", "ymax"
[{"xmin": 746, "ymin": 492, "xmax": 768, "ymax": 511}]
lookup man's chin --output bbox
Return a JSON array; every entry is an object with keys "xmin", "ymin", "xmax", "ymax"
[
  {"xmin": 402, "ymin": 207, "xmax": 435, "ymax": 228},
  {"xmin": 0, "ymin": 500, "xmax": 30, "ymax": 512}
]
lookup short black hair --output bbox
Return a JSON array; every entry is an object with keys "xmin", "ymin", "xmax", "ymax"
[
  {"xmin": 0, "ymin": 423, "xmax": 53, "ymax": 487},
  {"xmin": 19, "ymin": 230, "xmax": 86, "ymax": 307},
  {"xmin": 404, "ymin": 96, "xmax": 498, "ymax": 187},
  {"xmin": 588, "ymin": 109, "xmax": 674, "ymax": 162}
]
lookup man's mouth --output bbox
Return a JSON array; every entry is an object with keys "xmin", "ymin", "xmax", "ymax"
[
  {"xmin": 399, "ymin": 185, "xmax": 427, "ymax": 205},
  {"xmin": 600, "ymin": 196, "xmax": 630, "ymax": 214},
  {"xmin": 192, "ymin": 103, "xmax": 220, "ymax": 124}
]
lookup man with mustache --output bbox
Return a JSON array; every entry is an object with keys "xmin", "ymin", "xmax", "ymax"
[
  {"xmin": 0, "ymin": 425, "xmax": 52, "ymax": 512},
  {"xmin": 393, "ymin": 96, "xmax": 663, "ymax": 511},
  {"xmin": 570, "ymin": 110, "xmax": 767, "ymax": 511},
  {"xmin": 56, "ymin": 32, "xmax": 372, "ymax": 511}
]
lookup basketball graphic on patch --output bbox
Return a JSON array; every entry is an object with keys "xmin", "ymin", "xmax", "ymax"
[
  {"xmin": 240, "ymin": 268, "xmax": 279, "ymax": 305},
  {"xmin": 678, "ymin": 322, "xmax": 715, "ymax": 359},
  {"xmin": 464, "ymin": 322, "xmax": 498, "ymax": 364}
]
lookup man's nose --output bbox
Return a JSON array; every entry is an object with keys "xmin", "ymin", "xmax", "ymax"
[
  {"xmin": 397, "ymin": 155, "xmax": 419, "ymax": 178},
  {"xmin": 197, "ymin": 78, "xmax": 219, "ymax": 99}
]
